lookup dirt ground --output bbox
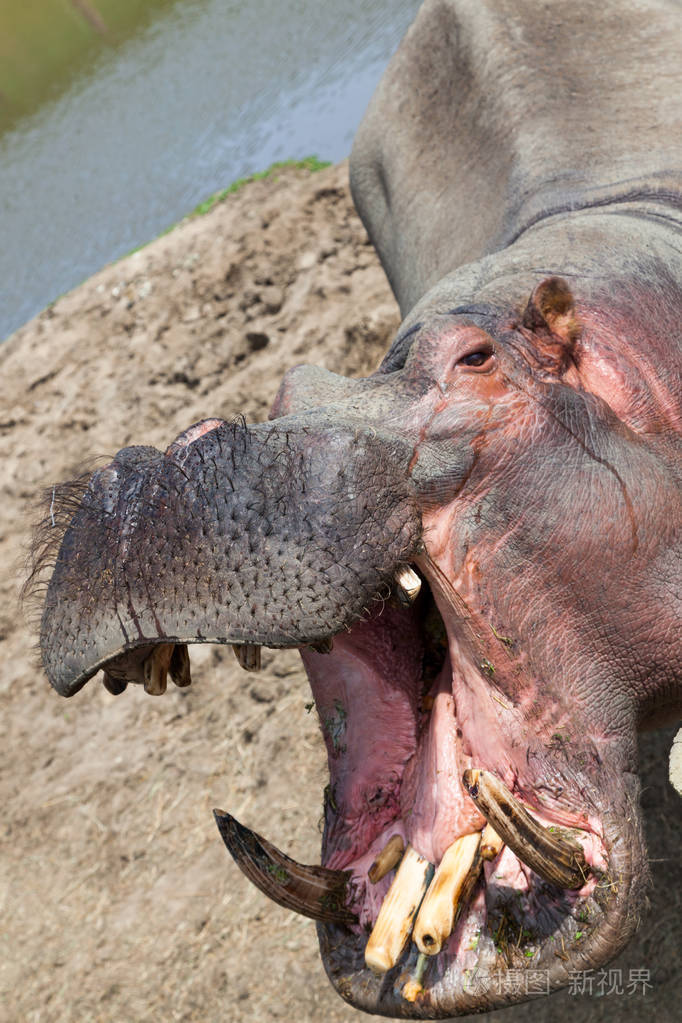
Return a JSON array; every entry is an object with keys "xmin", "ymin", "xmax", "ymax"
[{"xmin": 0, "ymin": 162, "xmax": 679, "ymax": 1023}]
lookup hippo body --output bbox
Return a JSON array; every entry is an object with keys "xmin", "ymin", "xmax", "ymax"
[{"xmin": 33, "ymin": 0, "xmax": 681, "ymax": 1017}]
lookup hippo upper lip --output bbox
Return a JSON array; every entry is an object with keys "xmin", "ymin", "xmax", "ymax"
[{"xmin": 32, "ymin": 416, "xmax": 422, "ymax": 697}]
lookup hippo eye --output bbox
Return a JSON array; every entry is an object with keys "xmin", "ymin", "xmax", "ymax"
[{"xmin": 459, "ymin": 349, "xmax": 494, "ymax": 369}]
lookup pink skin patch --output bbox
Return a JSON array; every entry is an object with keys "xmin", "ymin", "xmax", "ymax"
[
  {"xmin": 400, "ymin": 667, "xmax": 485, "ymax": 863},
  {"xmin": 300, "ymin": 605, "xmax": 422, "ymax": 871},
  {"xmin": 165, "ymin": 418, "xmax": 225, "ymax": 456}
]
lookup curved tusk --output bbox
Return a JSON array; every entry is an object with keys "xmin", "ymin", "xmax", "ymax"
[
  {"xmin": 462, "ymin": 769, "xmax": 590, "ymax": 890},
  {"xmin": 213, "ymin": 810, "xmax": 356, "ymax": 925}
]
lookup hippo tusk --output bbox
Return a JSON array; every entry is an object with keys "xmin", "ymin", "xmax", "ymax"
[
  {"xmin": 213, "ymin": 810, "xmax": 356, "ymax": 925},
  {"xmin": 309, "ymin": 637, "xmax": 334, "ymax": 654},
  {"xmin": 462, "ymin": 769, "xmax": 590, "ymax": 890},
  {"xmin": 394, "ymin": 566, "xmax": 422, "ymax": 606},
  {"xmin": 364, "ymin": 845, "xmax": 434, "ymax": 974},
  {"xmin": 413, "ymin": 832, "xmax": 481, "ymax": 956},
  {"xmin": 102, "ymin": 671, "xmax": 128, "ymax": 696},
  {"xmin": 368, "ymin": 834, "xmax": 405, "ymax": 884},
  {"xmin": 480, "ymin": 823, "xmax": 505, "ymax": 861}
]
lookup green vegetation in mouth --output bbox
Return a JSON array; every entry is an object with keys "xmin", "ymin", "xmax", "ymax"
[{"xmin": 324, "ymin": 699, "xmax": 348, "ymax": 755}]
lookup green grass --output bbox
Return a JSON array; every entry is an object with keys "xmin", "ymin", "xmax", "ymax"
[
  {"xmin": 18, "ymin": 154, "xmax": 334, "ymax": 333},
  {"xmin": 122, "ymin": 156, "xmax": 332, "ymax": 259},
  {"xmin": 190, "ymin": 156, "xmax": 332, "ymax": 216}
]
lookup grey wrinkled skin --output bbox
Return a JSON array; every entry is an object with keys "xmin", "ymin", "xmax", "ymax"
[
  {"xmin": 32, "ymin": 0, "xmax": 681, "ymax": 1017},
  {"xmin": 41, "ymin": 413, "xmax": 421, "ymax": 695}
]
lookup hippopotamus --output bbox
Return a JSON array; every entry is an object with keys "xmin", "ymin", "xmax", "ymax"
[{"xmin": 30, "ymin": 0, "xmax": 681, "ymax": 1016}]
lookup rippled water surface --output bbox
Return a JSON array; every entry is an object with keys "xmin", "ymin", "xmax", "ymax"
[{"xmin": 0, "ymin": 0, "xmax": 421, "ymax": 339}]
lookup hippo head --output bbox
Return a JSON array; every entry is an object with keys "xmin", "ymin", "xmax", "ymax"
[{"xmin": 33, "ymin": 277, "xmax": 680, "ymax": 1016}]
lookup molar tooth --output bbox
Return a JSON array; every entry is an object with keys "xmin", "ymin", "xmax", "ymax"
[
  {"xmin": 232, "ymin": 643, "xmax": 261, "ymax": 672},
  {"xmin": 143, "ymin": 643, "xmax": 174, "ymax": 695},
  {"xmin": 395, "ymin": 566, "xmax": 422, "ymax": 605},
  {"xmin": 213, "ymin": 809, "xmax": 355, "ymax": 924},
  {"xmin": 463, "ymin": 769, "xmax": 590, "ymax": 890},
  {"xmin": 413, "ymin": 832, "xmax": 481, "ymax": 956},
  {"xmin": 170, "ymin": 643, "xmax": 192, "ymax": 687},
  {"xmin": 368, "ymin": 834, "xmax": 405, "ymax": 884},
  {"xmin": 480, "ymin": 823, "xmax": 504, "ymax": 861},
  {"xmin": 364, "ymin": 845, "xmax": 433, "ymax": 974}
]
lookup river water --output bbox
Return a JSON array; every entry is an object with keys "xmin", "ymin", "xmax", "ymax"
[{"xmin": 0, "ymin": 0, "xmax": 421, "ymax": 340}]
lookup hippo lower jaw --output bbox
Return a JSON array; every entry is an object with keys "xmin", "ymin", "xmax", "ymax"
[
  {"xmin": 210, "ymin": 559, "xmax": 641, "ymax": 1017},
  {"xmin": 95, "ymin": 553, "xmax": 641, "ymax": 1018},
  {"xmin": 310, "ymin": 566, "xmax": 643, "ymax": 1016}
]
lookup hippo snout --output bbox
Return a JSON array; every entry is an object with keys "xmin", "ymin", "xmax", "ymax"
[{"xmin": 38, "ymin": 412, "xmax": 421, "ymax": 696}]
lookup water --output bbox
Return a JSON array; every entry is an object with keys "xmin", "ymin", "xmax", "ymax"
[{"xmin": 0, "ymin": 0, "xmax": 421, "ymax": 340}]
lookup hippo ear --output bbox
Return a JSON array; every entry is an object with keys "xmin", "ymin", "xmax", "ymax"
[{"xmin": 522, "ymin": 277, "xmax": 581, "ymax": 372}]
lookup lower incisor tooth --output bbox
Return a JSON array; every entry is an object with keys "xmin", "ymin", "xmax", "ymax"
[
  {"xmin": 480, "ymin": 823, "xmax": 504, "ymax": 861},
  {"xmin": 413, "ymin": 832, "xmax": 481, "ymax": 956},
  {"xmin": 395, "ymin": 566, "xmax": 422, "ymax": 605},
  {"xmin": 364, "ymin": 845, "xmax": 433, "ymax": 975},
  {"xmin": 368, "ymin": 834, "xmax": 405, "ymax": 884}
]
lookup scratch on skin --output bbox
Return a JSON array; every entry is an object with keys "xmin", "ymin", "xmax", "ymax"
[
  {"xmin": 407, "ymin": 403, "xmax": 445, "ymax": 475},
  {"xmin": 544, "ymin": 413, "xmax": 640, "ymax": 552},
  {"xmin": 501, "ymin": 353, "xmax": 640, "ymax": 552}
]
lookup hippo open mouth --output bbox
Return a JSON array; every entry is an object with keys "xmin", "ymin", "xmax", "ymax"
[
  {"xmin": 32, "ymin": 363, "xmax": 649, "ymax": 1016},
  {"xmin": 213, "ymin": 570, "xmax": 629, "ymax": 1018}
]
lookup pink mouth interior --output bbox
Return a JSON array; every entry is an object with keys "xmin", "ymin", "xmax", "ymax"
[{"xmin": 300, "ymin": 577, "xmax": 607, "ymax": 972}]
